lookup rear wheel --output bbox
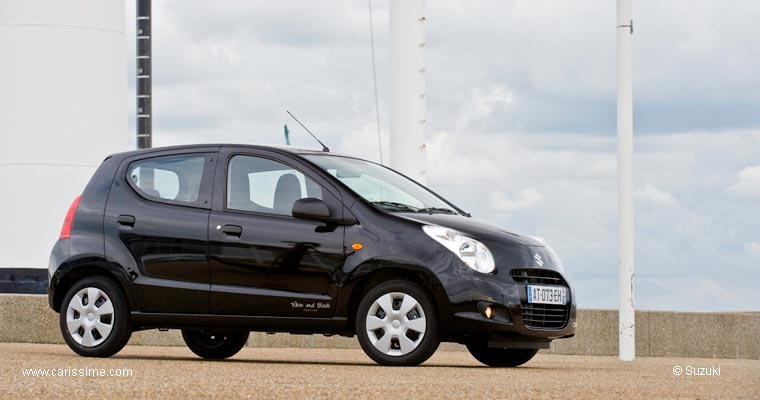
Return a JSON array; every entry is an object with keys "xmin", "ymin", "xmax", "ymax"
[
  {"xmin": 466, "ymin": 341, "xmax": 539, "ymax": 367},
  {"xmin": 181, "ymin": 329, "xmax": 249, "ymax": 359},
  {"xmin": 356, "ymin": 280, "xmax": 439, "ymax": 366},
  {"xmin": 60, "ymin": 276, "xmax": 131, "ymax": 357}
]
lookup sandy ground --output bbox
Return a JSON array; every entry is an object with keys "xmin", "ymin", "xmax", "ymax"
[{"xmin": 1, "ymin": 343, "xmax": 758, "ymax": 399}]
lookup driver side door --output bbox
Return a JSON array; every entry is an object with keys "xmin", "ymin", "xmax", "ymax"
[{"xmin": 207, "ymin": 148, "xmax": 346, "ymax": 317}]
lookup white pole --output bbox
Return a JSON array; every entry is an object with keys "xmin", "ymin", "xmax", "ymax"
[
  {"xmin": 617, "ymin": 0, "xmax": 635, "ymax": 361},
  {"xmin": 389, "ymin": 0, "xmax": 427, "ymax": 184}
]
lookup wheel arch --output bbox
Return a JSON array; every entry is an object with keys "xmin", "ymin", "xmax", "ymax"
[
  {"xmin": 51, "ymin": 259, "xmax": 134, "ymax": 313},
  {"xmin": 340, "ymin": 260, "xmax": 451, "ymax": 336}
]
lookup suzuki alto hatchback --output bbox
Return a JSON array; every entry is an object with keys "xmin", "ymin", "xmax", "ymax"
[{"xmin": 49, "ymin": 144, "xmax": 575, "ymax": 366}]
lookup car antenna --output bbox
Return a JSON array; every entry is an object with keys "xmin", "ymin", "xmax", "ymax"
[{"xmin": 286, "ymin": 111, "xmax": 330, "ymax": 152}]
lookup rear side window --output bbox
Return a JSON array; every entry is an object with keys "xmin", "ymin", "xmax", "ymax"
[
  {"xmin": 227, "ymin": 155, "xmax": 323, "ymax": 216},
  {"xmin": 128, "ymin": 155, "xmax": 206, "ymax": 205}
]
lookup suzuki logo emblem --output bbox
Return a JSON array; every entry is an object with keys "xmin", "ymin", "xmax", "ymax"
[{"xmin": 534, "ymin": 253, "xmax": 544, "ymax": 267}]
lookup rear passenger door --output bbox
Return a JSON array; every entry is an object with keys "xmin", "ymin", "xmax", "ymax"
[{"xmin": 104, "ymin": 149, "xmax": 217, "ymax": 314}]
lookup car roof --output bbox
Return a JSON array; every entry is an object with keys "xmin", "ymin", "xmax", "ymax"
[{"xmin": 106, "ymin": 143, "xmax": 358, "ymax": 160}]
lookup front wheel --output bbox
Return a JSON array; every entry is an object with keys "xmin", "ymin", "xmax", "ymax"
[
  {"xmin": 356, "ymin": 280, "xmax": 439, "ymax": 366},
  {"xmin": 181, "ymin": 329, "xmax": 249, "ymax": 360},
  {"xmin": 466, "ymin": 341, "xmax": 539, "ymax": 367}
]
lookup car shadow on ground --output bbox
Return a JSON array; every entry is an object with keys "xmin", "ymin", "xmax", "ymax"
[{"xmin": 109, "ymin": 353, "xmax": 550, "ymax": 369}]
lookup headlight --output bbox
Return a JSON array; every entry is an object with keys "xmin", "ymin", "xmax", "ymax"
[
  {"xmin": 422, "ymin": 225, "xmax": 496, "ymax": 274},
  {"xmin": 529, "ymin": 236, "xmax": 564, "ymax": 273}
]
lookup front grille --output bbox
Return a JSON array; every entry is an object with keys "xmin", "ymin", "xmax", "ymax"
[
  {"xmin": 510, "ymin": 268, "xmax": 567, "ymax": 285},
  {"xmin": 510, "ymin": 269, "xmax": 569, "ymax": 329},
  {"xmin": 520, "ymin": 303, "xmax": 569, "ymax": 328}
]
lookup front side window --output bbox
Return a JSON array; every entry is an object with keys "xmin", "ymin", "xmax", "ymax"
[
  {"xmin": 128, "ymin": 155, "xmax": 206, "ymax": 204},
  {"xmin": 227, "ymin": 155, "xmax": 323, "ymax": 216}
]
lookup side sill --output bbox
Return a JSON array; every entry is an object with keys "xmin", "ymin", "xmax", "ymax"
[{"xmin": 131, "ymin": 311, "xmax": 349, "ymax": 334}]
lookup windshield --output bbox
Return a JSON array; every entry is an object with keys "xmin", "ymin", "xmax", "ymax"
[{"xmin": 303, "ymin": 154, "xmax": 461, "ymax": 214}]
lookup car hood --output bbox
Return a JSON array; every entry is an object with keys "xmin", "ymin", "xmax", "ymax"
[{"xmin": 394, "ymin": 213, "xmax": 543, "ymax": 247}]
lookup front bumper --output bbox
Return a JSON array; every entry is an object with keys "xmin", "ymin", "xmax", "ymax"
[{"xmin": 440, "ymin": 269, "xmax": 577, "ymax": 343}]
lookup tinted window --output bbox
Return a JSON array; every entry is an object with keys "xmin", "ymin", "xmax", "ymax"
[
  {"xmin": 128, "ymin": 155, "xmax": 206, "ymax": 204},
  {"xmin": 227, "ymin": 155, "xmax": 322, "ymax": 215}
]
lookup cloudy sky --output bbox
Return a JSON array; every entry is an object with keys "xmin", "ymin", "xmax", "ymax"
[{"xmin": 126, "ymin": 0, "xmax": 760, "ymax": 311}]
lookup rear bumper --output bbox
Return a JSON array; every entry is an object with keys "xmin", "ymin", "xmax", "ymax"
[
  {"xmin": 47, "ymin": 239, "xmax": 70, "ymax": 311},
  {"xmin": 440, "ymin": 271, "xmax": 576, "ymax": 343}
]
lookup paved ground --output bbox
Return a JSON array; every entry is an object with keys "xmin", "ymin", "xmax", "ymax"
[{"xmin": 1, "ymin": 343, "xmax": 758, "ymax": 399}]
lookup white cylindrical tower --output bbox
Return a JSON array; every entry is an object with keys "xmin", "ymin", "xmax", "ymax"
[
  {"xmin": 0, "ymin": 0, "xmax": 130, "ymax": 271},
  {"xmin": 389, "ymin": 0, "xmax": 426, "ymax": 184}
]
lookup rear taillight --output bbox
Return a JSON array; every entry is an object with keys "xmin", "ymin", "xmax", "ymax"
[{"xmin": 59, "ymin": 195, "xmax": 82, "ymax": 239}]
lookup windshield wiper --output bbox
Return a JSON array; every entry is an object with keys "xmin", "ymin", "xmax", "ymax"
[
  {"xmin": 371, "ymin": 201, "xmax": 420, "ymax": 212},
  {"xmin": 416, "ymin": 207, "xmax": 458, "ymax": 215}
]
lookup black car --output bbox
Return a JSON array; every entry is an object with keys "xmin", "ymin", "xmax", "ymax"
[{"xmin": 49, "ymin": 144, "xmax": 575, "ymax": 366}]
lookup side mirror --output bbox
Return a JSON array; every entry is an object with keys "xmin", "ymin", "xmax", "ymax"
[{"xmin": 292, "ymin": 198, "xmax": 331, "ymax": 221}]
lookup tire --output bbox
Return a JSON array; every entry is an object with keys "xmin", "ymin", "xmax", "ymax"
[
  {"xmin": 466, "ymin": 341, "xmax": 539, "ymax": 367},
  {"xmin": 181, "ymin": 329, "xmax": 249, "ymax": 360},
  {"xmin": 356, "ymin": 280, "xmax": 439, "ymax": 366},
  {"xmin": 60, "ymin": 276, "xmax": 132, "ymax": 357}
]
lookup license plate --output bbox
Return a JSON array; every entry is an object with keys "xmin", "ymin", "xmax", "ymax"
[{"xmin": 527, "ymin": 285, "xmax": 567, "ymax": 305}]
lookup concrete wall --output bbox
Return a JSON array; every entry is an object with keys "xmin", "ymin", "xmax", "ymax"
[
  {"xmin": 545, "ymin": 309, "xmax": 759, "ymax": 359},
  {"xmin": 2, "ymin": 294, "xmax": 757, "ymax": 359}
]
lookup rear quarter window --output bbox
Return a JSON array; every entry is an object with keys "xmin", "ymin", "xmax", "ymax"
[{"xmin": 127, "ymin": 154, "xmax": 207, "ymax": 205}]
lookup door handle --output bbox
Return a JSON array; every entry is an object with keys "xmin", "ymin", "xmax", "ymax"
[
  {"xmin": 219, "ymin": 224, "xmax": 242, "ymax": 238},
  {"xmin": 117, "ymin": 215, "xmax": 136, "ymax": 227}
]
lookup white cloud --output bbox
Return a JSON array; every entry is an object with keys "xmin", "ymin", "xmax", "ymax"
[
  {"xmin": 727, "ymin": 165, "xmax": 760, "ymax": 198},
  {"xmin": 744, "ymin": 242, "xmax": 760, "ymax": 259},
  {"xmin": 488, "ymin": 188, "xmax": 543, "ymax": 212},
  {"xmin": 636, "ymin": 185, "xmax": 677, "ymax": 206},
  {"xmin": 337, "ymin": 122, "xmax": 387, "ymax": 164},
  {"xmin": 636, "ymin": 276, "xmax": 758, "ymax": 312},
  {"xmin": 456, "ymin": 85, "xmax": 514, "ymax": 129}
]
